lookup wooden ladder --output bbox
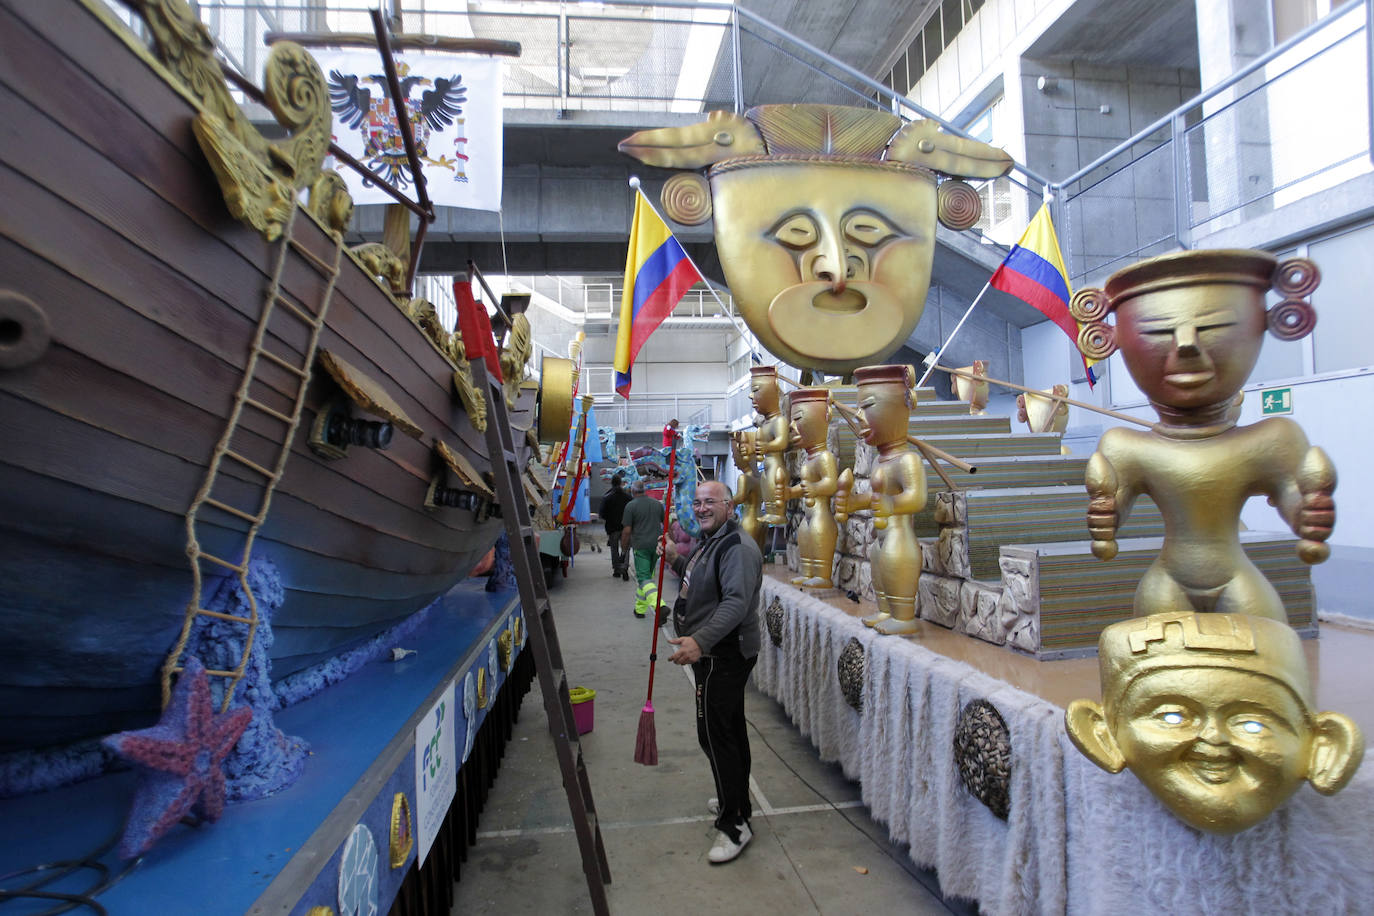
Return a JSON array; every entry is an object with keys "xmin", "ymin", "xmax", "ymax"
[
  {"xmin": 160, "ymin": 207, "xmax": 344, "ymax": 710},
  {"xmin": 470, "ymin": 359, "xmax": 611, "ymax": 915}
]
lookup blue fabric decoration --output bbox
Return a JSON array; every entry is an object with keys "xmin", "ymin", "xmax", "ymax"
[{"xmin": 486, "ymin": 533, "xmax": 517, "ymax": 592}]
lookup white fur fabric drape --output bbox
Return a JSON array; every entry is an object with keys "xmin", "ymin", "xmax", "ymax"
[{"xmin": 754, "ymin": 579, "xmax": 1374, "ymax": 916}]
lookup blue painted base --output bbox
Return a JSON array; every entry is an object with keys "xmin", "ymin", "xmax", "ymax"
[{"xmin": 0, "ymin": 579, "xmax": 523, "ymax": 915}]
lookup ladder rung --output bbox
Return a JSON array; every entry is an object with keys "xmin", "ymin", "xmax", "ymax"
[
  {"xmin": 243, "ymin": 397, "xmax": 294, "ymax": 424},
  {"xmin": 518, "ymin": 525, "xmax": 534, "ymax": 539},
  {"xmin": 256, "ymin": 346, "xmax": 311, "ymax": 378},
  {"xmin": 501, "ymin": 449, "xmax": 519, "ymax": 463},
  {"xmin": 274, "ymin": 293, "xmax": 319, "ymax": 326},
  {"xmin": 288, "ymin": 237, "xmax": 337, "ymax": 276},
  {"xmin": 203, "ymin": 496, "xmax": 259, "ymax": 523},
  {"xmin": 222, "ymin": 449, "xmax": 275, "ymax": 479},
  {"xmin": 202, "ymin": 667, "xmax": 242, "ymax": 678},
  {"xmin": 196, "ymin": 608, "xmax": 254, "ymax": 624},
  {"xmin": 196, "ymin": 551, "xmax": 247, "ymax": 573}
]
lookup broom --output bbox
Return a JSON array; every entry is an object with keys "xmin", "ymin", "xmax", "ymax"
[{"xmin": 634, "ymin": 435, "xmax": 678, "ymax": 766}]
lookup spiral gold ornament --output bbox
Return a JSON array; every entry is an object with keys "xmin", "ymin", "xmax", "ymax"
[
  {"xmin": 936, "ymin": 179, "xmax": 982, "ymax": 230},
  {"xmin": 1273, "ymin": 257, "xmax": 1321, "ymax": 298},
  {"xmin": 1077, "ymin": 321, "xmax": 1117, "ymax": 360},
  {"xmin": 1267, "ymin": 298, "xmax": 1317, "ymax": 341},
  {"xmin": 661, "ymin": 172, "xmax": 713, "ymax": 225},
  {"xmin": 1070, "ymin": 287, "xmax": 1111, "ymax": 323}
]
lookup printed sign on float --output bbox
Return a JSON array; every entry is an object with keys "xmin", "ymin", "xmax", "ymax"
[
  {"xmin": 1261, "ymin": 386, "xmax": 1293, "ymax": 416},
  {"xmin": 414, "ymin": 679, "xmax": 457, "ymax": 865}
]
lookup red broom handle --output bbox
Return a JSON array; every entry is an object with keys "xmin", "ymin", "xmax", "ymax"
[{"xmin": 642, "ymin": 436, "xmax": 678, "ymax": 705}]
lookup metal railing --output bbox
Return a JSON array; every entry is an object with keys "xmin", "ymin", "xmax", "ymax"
[
  {"xmin": 589, "ymin": 392, "xmax": 729, "ymax": 430},
  {"xmin": 1048, "ymin": 0, "xmax": 1371, "ymax": 287}
]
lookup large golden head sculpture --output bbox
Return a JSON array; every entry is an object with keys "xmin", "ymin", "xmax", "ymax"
[
  {"xmin": 619, "ymin": 106, "xmax": 1013, "ymax": 373},
  {"xmin": 1066, "ymin": 611, "xmax": 1363, "ymax": 834}
]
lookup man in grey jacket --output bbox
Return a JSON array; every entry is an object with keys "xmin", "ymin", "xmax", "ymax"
[{"xmin": 661, "ymin": 479, "xmax": 762, "ymax": 864}]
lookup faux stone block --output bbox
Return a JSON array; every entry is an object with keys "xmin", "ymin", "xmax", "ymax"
[
  {"xmin": 919, "ymin": 574, "xmax": 961, "ymax": 628},
  {"xmin": 958, "ymin": 581, "xmax": 1006, "ymax": 645}
]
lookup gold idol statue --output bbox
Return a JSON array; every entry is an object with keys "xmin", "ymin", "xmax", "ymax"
[
  {"xmin": 749, "ymin": 366, "xmax": 790, "ymax": 526},
  {"xmin": 619, "ymin": 105, "xmax": 1012, "ymax": 374},
  {"xmin": 729, "ymin": 430, "xmax": 768, "ymax": 552},
  {"xmin": 952, "ymin": 360, "xmax": 990, "ymax": 414},
  {"xmin": 786, "ymin": 388, "xmax": 841, "ymax": 588},
  {"xmin": 1077, "ymin": 250, "xmax": 1333, "ymax": 621},
  {"xmin": 1066, "ymin": 612, "xmax": 1363, "ymax": 833},
  {"xmin": 834, "ymin": 365, "xmax": 928, "ymax": 635}
]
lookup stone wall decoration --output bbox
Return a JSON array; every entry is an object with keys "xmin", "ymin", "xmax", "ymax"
[
  {"xmin": 953, "ymin": 699, "xmax": 1012, "ymax": 820},
  {"xmin": 837, "ymin": 638, "xmax": 866, "ymax": 712},
  {"xmin": 765, "ymin": 596, "xmax": 785, "ymax": 648}
]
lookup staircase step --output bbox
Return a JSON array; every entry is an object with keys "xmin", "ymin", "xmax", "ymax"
[
  {"xmin": 915, "ymin": 485, "xmax": 1168, "ymax": 580},
  {"xmin": 1017, "ymin": 533, "xmax": 1315, "ymax": 657},
  {"xmin": 925, "ymin": 454, "xmax": 1088, "ymax": 491}
]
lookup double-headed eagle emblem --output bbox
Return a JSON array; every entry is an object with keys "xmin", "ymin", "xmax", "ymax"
[{"xmin": 328, "ymin": 63, "xmax": 468, "ymax": 189}]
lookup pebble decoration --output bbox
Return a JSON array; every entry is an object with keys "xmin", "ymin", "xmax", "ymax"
[
  {"xmin": 952, "ymin": 699, "xmax": 1012, "ymax": 820},
  {"xmin": 836, "ymin": 637, "xmax": 865, "ymax": 712}
]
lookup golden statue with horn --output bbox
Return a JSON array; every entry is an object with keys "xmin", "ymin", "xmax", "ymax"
[
  {"xmin": 834, "ymin": 365, "xmax": 927, "ymax": 635},
  {"xmin": 1077, "ymin": 249, "xmax": 1333, "ymax": 622},
  {"xmin": 619, "ymin": 105, "xmax": 1012, "ymax": 374},
  {"xmin": 749, "ymin": 366, "xmax": 790, "ymax": 525},
  {"xmin": 786, "ymin": 387, "xmax": 841, "ymax": 588}
]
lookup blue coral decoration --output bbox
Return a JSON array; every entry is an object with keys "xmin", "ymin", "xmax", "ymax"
[{"xmin": 102, "ymin": 657, "xmax": 252, "ymax": 859}]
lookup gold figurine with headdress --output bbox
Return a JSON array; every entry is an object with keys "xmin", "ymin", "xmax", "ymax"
[
  {"xmin": 786, "ymin": 387, "xmax": 840, "ymax": 588},
  {"xmin": 749, "ymin": 366, "xmax": 790, "ymax": 526},
  {"xmin": 834, "ymin": 365, "xmax": 927, "ymax": 635}
]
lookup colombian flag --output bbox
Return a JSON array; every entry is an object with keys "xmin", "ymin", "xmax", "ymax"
[
  {"xmin": 990, "ymin": 204, "xmax": 1098, "ymax": 386},
  {"xmin": 614, "ymin": 190, "xmax": 704, "ymax": 398}
]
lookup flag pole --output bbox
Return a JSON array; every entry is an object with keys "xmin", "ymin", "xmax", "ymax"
[
  {"xmin": 626, "ymin": 177, "xmax": 756, "ymax": 354},
  {"xmin": 915, "ymin": 278, "xmax": 993, "ymax": 388}
]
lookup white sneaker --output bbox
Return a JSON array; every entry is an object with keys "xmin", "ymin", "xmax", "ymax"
[
  {"xmin": 707, "ymin": 797, "xmax": 720, "ymax": 816},
  {"xmin": 708, "ymin": 823, "xmax": 752, "ymax": 864}
]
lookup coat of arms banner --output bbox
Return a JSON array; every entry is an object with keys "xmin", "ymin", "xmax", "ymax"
[{"xmin": 318, "ymin": 50, "xmax": 504, "ymax": 212}]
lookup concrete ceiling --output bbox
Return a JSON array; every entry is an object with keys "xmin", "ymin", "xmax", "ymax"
[{"xmin": 1023, "ymin": 0, "xmax": 1199, "ymax": 69}]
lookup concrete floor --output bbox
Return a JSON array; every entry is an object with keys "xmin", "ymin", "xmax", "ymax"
[{"xmin": 450, "ymin": 543, "xmax": 971, "ymax": 915}]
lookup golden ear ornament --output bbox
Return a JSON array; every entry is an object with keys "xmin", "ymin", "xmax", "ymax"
[
  {"xmin": 660, "ymin": 172, "xmax": 712, "ymax": 225},
  {"xmin": 1267, "ymin": 299, "xmax": 1318, "ymax": 341},
  {"xmin": 389, "ymin": 793, "xmax": 414, "ymax": 868},
  {"xmin": 1273, "ymin": 257, "xmax": 1321, "ymax": 297},
  {"xmin": 936, "ymin": 179, "xmax": 981, "ymax": 230},
  {"xmin": 476, "ymin": 666, "xmax": 488, "ymax": 709},
  {"xmin": 497, "ymin": 630, "xmax": 513, "ymax": 672},
  {"xmin": 1077, "ymin": 322, "xmax": 1117, "ymax": 360},
  {"xmin": 1069, "ymin": 287, "xmax": 1111, "ymax": 323}
]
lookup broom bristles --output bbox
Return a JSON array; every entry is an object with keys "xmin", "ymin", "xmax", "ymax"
[{"xmin": 633, "ymin": 704, "xmax": 658, "ymax": 766}]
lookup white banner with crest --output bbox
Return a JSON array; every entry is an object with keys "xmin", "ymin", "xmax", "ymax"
[{"xmin": 316, "ymin": 50, "xmax": 503, "ymax": 211}]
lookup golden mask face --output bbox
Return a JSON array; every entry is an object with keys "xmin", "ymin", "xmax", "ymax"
[
  {"xmin": 789, "ymin": 397, "xmax": 828, "ymax": 450},
  {"xmin": 856, "ymin": 383, "xmax": 909, "ymax": 448},
  {"xmin": 1112, "ymin": 668, "xmax": 1308, "ymax": 832},
  {"xmin": 712, "ymin": 162, "xmax": 936, "ymax": 374},
  {"xmin": 1114, "ymin": 292, "xmax": 1266, "ymax": 410},
  {"xmin": 749, "ymin": 373, "xmax": 780, "ymax": 414}
]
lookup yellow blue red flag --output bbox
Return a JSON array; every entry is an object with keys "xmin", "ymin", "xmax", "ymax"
[
  {"xmin": 614, "ymin": 190, "xmax": 704, "ymax": 398},
  {"xmin": 989, "ymin": 204, "xmax": 1098, "ymax": 386}
]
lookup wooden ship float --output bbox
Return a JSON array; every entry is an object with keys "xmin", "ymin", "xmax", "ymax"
[{"xmin": 0, "ymin": 0, "xmax": 554, "ymax": 754}]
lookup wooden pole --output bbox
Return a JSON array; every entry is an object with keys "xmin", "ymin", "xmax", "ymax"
[{"xmin": 932, "ymin": 364, "xmax": 1154, "ymax": 429}]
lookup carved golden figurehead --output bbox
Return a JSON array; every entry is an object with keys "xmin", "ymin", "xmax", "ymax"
[
  {"xmin": 834, "ymin": 365, "xmax": 927, "ymax": 635},
  {"xmin": 749, "ymin": 366, "xmax": 790, "ymax": 525},
  {"xmin": 1066, "ymin": 612, "xmax": 1363, "ymax": 833},
  {"xmin": 786, "ymin": 387, "xmax": 840, "ymax": 588},
  {"xmin": 730, "ymin": 429, "xmax": 767, "ymax": 552},
  {"xmin": 619, "ymin": 106, "xmax": 1013, "ymax": 373},
  {"xmin": 1080, "ymin": 250, "xmax": 1334, "ymax": 620}
]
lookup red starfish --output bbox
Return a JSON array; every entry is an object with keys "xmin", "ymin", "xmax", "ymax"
[{"xmin": 103, "ymin": 657, "xmax": 253, "ymax": 859}]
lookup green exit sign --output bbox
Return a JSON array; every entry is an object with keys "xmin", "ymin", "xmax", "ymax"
[{"xmin": 1261, "ymin": 387, "xmax": 1293, "ymax": 416}]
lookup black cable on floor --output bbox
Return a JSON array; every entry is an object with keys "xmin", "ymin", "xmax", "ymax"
[{"xmin": 0, "ymin": 830, "xmax": 142, "ymax": 916}]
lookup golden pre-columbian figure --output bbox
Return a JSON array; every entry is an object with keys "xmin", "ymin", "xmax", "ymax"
[
  {"xmin": 1066, "ymin": 612, "xmax": 1362, "ymax": 834},
  {"xmin": 749, "ymin": 366, "xmax": 790, "ymax": 526},
  {"xmin": 730, "ymin": 430, "xmax": 767, "ymax": 552},
  {"xmin": 786, "ymin": 388, "xmax": 840, "ymax": 588},
  {"xmin": 834, "ymin": 365, "xmax": 927, "ymax": 636},
  {"xmin": 618, "ymin": 106, "xmax": 1012, "ymax": 374},
  {"xmin": 1077, "ymin": 250, "xmax": 1334, "ymax": 621}
]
